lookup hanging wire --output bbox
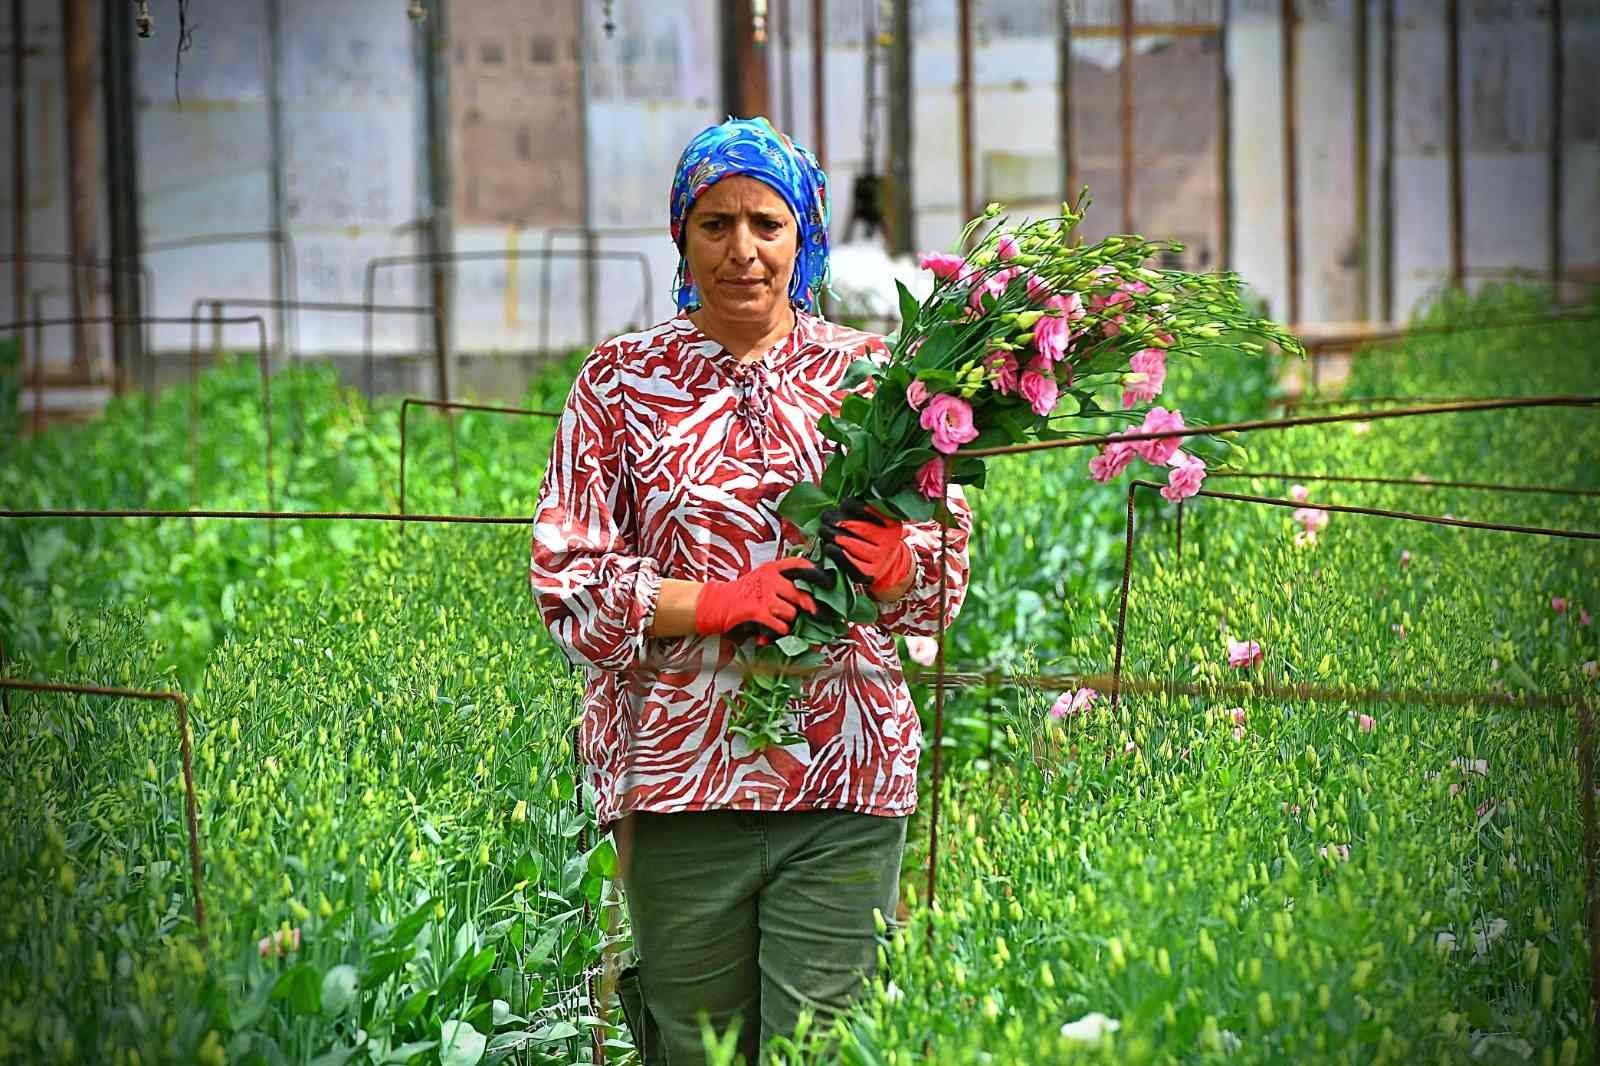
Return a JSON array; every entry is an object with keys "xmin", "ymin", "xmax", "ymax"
[
  {"xmin": 601, "ymin": 0, "xmax": 617, "ymax": 38},
  {"xmin": 135, "ymin": 0, "xmax": 154, "ymax": 38}
]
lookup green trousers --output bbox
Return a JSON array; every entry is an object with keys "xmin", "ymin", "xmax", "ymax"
[{"xmin": 615, "ymin": 808, "xmax": 908, "ymax": 1065}]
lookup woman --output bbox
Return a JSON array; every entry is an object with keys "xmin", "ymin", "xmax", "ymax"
[{"xmin": 530, "ymin": 117, "xmax": 972, "ymax": 1063}]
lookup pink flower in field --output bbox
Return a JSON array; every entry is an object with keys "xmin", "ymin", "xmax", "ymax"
[
  {"xmin": 1400, "ymin": 550, "xmax": 1411, "ymax": 568},
  {"xmin": 1292, "ymin": 507, "xmax": 1329, "ymax": 533},
  {"xmin": 1449, "ymin": 782, "xmax": 1461, "ymax": 797},
  {"xmin": 919, "ymin": 252, "xmax": 971, "ymax": 283},
  {"xmin": 1033, "ymin": 311, "xmax": 1074, "ymax": 365},
  {"xmin": 904, "ymin": 635, "xmax": 939, "ymax": 666},
  {"xmin": 259, "ymin": 927, "xmax": 302, "ymax": 958},
  {"xmin": 1088, "ymin": 441, "xmax": 1137, "ymax": 483},
  {"xmin": 1045, "ymin": 291, "xmax": 1086, "ymax": 321},
  {"xmin": 1019, "ymin": 359, "xmax": 1060, "ymax": 417},
  {"xmin": 1050, "ymin": 687, "xmax": 1099, "ymax": 719},
  {"xmin": 1583, "ymin": 660, "xmax": 1597, "ymax": 680},
  {"xmin": 1289, "ymin": 484, "xmax": 1310, "ymax": 502},
  {"xmin": 920, "ymin": 394, "xmax": 980, "ymax": 454},
  {"xmin": 1318, "ymin": 843, "xmax": 1351, "ymax": 862},
  {"xmin": 906, "ymin": 380, "xmax": 930, "ymax": 411},
  {"xmin": 1581, "ymin": 608, "xmax": 1592, "ymax": 626},
  {"xmin": 1121, "ymin": 348, "xmax": 1167, "ymax": 407},
  {"xmin": 969, "ymin": 266, "xmax": 1022, "ymax": 312},
  {"xmin": 1161, "ymin": 452, "xmax": 1207, "ymax": 502},
  {"xmin": 995, "ymin": 232, "xmax": 1022, "ymax": 260},
  {"xmin": 1476, "ymin": 798, "xmax": 1498, "ymax": 819},
  {"xmin": 1228, "ymin": 707, "xmax": 1247, "ymax": 726},
  {"xmin": 1025, "ymin": 273, "xmax": 1054, "ymax": 303},
  {"xmin": 915, "ymin": 457, "xmax": 946, "ymax": 499},
  {"xmin": 1293, "ymin": 529, "xmax": 1319, "ymax": 549},
  {"xmin": 1233, "ymin": 725, "xmax": 1246, "ymax": 740},
  {"xmin": 983, "ymin": 350, "xmax": 1019, "ymax": 395},
  {"xmin": 1227, "ymin": 639, "xmax": 1263, "ymax": 669},
  {"xmin": 1552, "ymin": 596, "xmax": 1568, "ymax": 615},
  {"xmin": 1132, "ymin": 407, "xmax": 1186, "ymax": 466},
  {"xmin": 1358, "ymin": 713, "xmax": 1375, "ymax": 733}
]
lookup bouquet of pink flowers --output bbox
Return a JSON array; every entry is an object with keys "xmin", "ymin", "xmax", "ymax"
[{"xmin": 732, "ymin": 198, "xmax": 1301, "ymax": 747}]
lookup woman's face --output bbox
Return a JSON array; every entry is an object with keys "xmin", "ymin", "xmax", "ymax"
[{"xmin": 683, "ymin": 175, "xmax": 798, "ymax": 326}]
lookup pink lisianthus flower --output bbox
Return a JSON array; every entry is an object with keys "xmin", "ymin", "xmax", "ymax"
[
  {"xmin": 1289, "ymin": 484, "xmax": 1310, "ymax": 502},
  {"xmin": 1292, "ymin": 507, "xmax": 1329, "ymax": 533},
  {"xmin": 1025, "ymin": 273, "xmax": 1053, "ymax": 303},
  {"xmin": 1033, "ymin": 311, "xmax": 1074, "ymax": 365},
  {"xmin": 1049, "ymin": 686, "xmax": 1099, "ymax": 719},
  {"xmin": 969, "ymin": 266, "xmax": 1022, "ymax": 313},
  {"xmin": 1132, "ymin": 407, "xmax": 1186, "ymax": 466},
  {"xmin": 1358, "ymin": 713, "xmax": 1376, "ymax": 733},
  {"xmin": 906, "ymin": 380, "xmax": 930, "ymax": 411},
  {"xmin": 1045, "ymin": 291, "xmax": 1086, "ymax": 322},
  {"xmin": 1227, "ymin": 639, "xmax": 1263, "ymax": 669},
  {"xmin": 1121, "ymin": 348, "xmax": 1167, "ymax": 407},
  {"xmin": 1090, "ymin": 288, "xmax": 1132, "ymax": 336},
  {"xmin": 915, "ymin": 457, "xmax": 947, "ymax": 499},
  {"xmin": 258, "ymin": 927, "xmax": 302, "ymax": 958},
  {"xmin": 1019, "ymin": 358, "xmax": 1060, "ymax": 417},
  {"xmin": 1228, "ymin": 707, "xmax": 1247, "ymax": 726},
  {"xmin": 1399, "ymin": 549, "xmax": 1411, "ymax": 568},
  {"xmin": 1088, "ymin": 441, "xmax": 1137, "ymax": 483},
  {"xmin": 1582, "ymin": 608, "xmax": 1593, "ymax": 626},
  {"xmin": 1552, "ymin": 596, "xmax": 1568, "ymax": 615},
  {"xmin": 1160, "ymin": 452, "xmax": 1207, "ymax": 502},
  {"xmin": 919, "ymin": 252, "xmax": 971, "ymax": 283},
  {"xmin": 904, "ymin": 635, "xmax": 939, "ymax": 666},
  {"xmin": 995, "ymin": 232, "xmax": 1022, "ymax": 260},
  {"xmin": 920, "ymin": 393, "xmax": 980, "ymax": 454},
  {"xmin": 983, "ymin": 350, "xmax": 1019, "ymax": 394},
  {"xmin": 1318, "ymin": 843, "xmax": 1351, "ymax": 862}
]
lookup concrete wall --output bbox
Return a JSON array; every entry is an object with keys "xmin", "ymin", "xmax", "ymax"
[{"xmin": 3, "ymin": 0, "xmax": 1595, "ymax": 392}]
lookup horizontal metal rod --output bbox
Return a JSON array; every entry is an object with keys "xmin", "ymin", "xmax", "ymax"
[
  {"xmin": 0, "ymin": 508, "xmax": 531, "ymax": 524},
  {"xmin": 1208, "ymin": 470, "xmax": 1600, "ymax": 499},
  {"xmin": 960, "ymin": 395, "xmax": 1600, "ymax": 458},
  {"xmin": 402, "ymin": 397, "xmax": 564, "ymax": 419},
  {"xmin": 1301, "ymin": 308, "xmax": 1600, "ymax": 353},
  {"xmin": 191, "ymin": 298, "xmax": 432, "ymax": 315}
]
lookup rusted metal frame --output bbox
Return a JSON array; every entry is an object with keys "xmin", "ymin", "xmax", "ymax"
[
  {"xmin": 1206, "ymin": 470, "xmax": 1600, "ymax": 500},
  {"xmin": 779, "ymin": 0, "xmax": 795, "ymax": 134},
  {"xmin": 141, "ymin": 231, "xmax": 300, "ymax": 362},
  {"xmin": 0, "ymin": 677, "xmax": 207, "ymax": 945},
  {"xmin": 0, "ymin": 507, "xmax": 534, "ymax": 525},
  {"xmin": 2, "ymin": 315, "xmax": 275, "ymax": 545},
  {"xmin": 1064, "ymin": 22, "xmax": 1225, "ymax": 38},
  {"xmin": 398, "ymin": 397, "xmax": 561, "ymax": 516},
  {"xmin": 1354, "ymin": 0, "xmax": 1370, "ymax": 321},
  {"xmin": 958, "ymin": 394, "xmax": 1600, "ymax": 461},
  {"xmin": 63, "ymin": 0, "xmax": 97, "ymax": 380},
  {"xmin": 958, "ymin": 0, "xmax": 975, "ymax": 228},
  {"xmin": 1057, "ymin": 0, "xmax": 1075, "ymax": 205},
  {"xmin": 1445, "ymin": 0, "xmax": 1463, "ymax": 289},
  {"xmin": 1300, "ymin": 308, "xmax": 1600, "ymax": 385},
  {"xmin": 811, "ymin": 0, "xmax": 826, "ymax": 172},
  {"xmin": 9, "ymin": 0, "xmax": 25, "ymax": 432},
  {"xmin": 926, "ymin": 458, "xmax": 952, "ymax": 927},
  {"xmin": 1120, "ymin": 0, "xmax": 1134, "ymax": 234},
  {"xmin": 1282, "ymin": 0, "xmax": 1300, "ymax": 326},
  {"xmin": 1218, "ymin": 2, "xmax": 1231, "ymax": 270},
  {"xmin": 1280, "ymin": 392, "xmax": 1483, "ymax": 413},
  {"xmin": 1113, "ymin": 479, "xmax": 1600, "ymax": 706},
  {"xmin": 1379, "ymin": 0, "xmax": 1395, "ymax": 323},
  {"xmin": 360, "ymin": 249, "xmax": 652, "ymax": 405},
  {"xmin": 534, "ymin": 231, "xmax": 656, "ymax": 353},
  {"xmin": 1549, "ymin": 0, "xmax": 1563, "ymax": 297}
]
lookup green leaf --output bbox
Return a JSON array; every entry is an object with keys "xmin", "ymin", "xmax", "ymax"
[
  {"xmin": 524, "ymin": 924, "xmax": 562, "ymax": 969},
  {"xmin": 848, "ymin": 595, "xmax": 881, "ymax": 624},
  {"xmin": 586, "ymin": 837, "xmax": 618, "ymax": 879},
  {"xmin": 272, "ymin": 963, "xmax": 322, "ymax": 1016},
  {"xmin": 360, "ymin": 946, "xmax": 413, "ymax": 986},
  {"xmin": 777, "ymin": 482, "xmax": 832, "ymax": 531},
  {"xmin": 383, "ymin": 1041, "xmax": 439, "ymax": 1064},
  {"xmin": 839, "ymin": 357, "xmax": 879, "ymax": 392},
  {"xmin": 896, "ymin": 280, "xmax": 921, "ymax": 333},
  {"xmin": 776, "ymin": 634, "xmax": 811, "ymax": 656},
  {"xmin": 382, "ymin": 896, "xmax": 435, "ymax": 950},
  {"xmin": 439, "ymin": 1020, "xmax": 487, "ymax": 1066},
  {"xmin": 887, "ymin": 490, "xmax": 937, "ymax": 523},
  {"xmin": 320, "ymin": 964, "xmax": 359, "ymax": 1017},
  {"xmin": 394, "ymin": 987, "xmax": 433, "ymax": 1029},
  {"xmin": 839, "ymin": 394, "xmax": 871, "ymax": 425},
  {"xmin": 232, "ymin": 974, "xmax": 277, "ymax": 1028},
  {"xmin": 452, "ymin": 919, "xmax": 478, "ymax": 963}
]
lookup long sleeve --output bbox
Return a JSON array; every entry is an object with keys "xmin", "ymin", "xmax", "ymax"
[
  {"xmin": 873, "ymin": 483, "xmax": 973, "ymax": 637},
  {"xmin": 530, "ymin": 349, "xmax": 664, "ymax": 671}
]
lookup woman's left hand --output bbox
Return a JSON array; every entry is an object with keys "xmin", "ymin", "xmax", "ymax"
[{"xmin": 819, "ymin": 497, "xmax": 914, "ymax": 602}]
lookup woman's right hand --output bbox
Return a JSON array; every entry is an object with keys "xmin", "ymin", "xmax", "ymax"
[{"xmin": 693, "ymin": 557, "xmax": 834, "ymax": 641}]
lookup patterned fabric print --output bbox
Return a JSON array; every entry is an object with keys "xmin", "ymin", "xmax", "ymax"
[
  {"xmin": 668, "ymin": 117, "xmax": 831, "ymax": 313},
  {"xmin": 531, "ymin": 311, "xmax": 973, "ymax": 831}
]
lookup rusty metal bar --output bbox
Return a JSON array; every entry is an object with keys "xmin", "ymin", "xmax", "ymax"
[
  {"xmin": 958, "ymin": 0, "xmax": 975, "ymax": 227},
  {"xmin": 141, "ymin": 231, "xmax": 300, "ymax": 361},
  {"xmin": 398, "ymin": 397, "xmax": 561, "ymax": 516},
  {"xmin": 63, "ymin": 0, "xmax": 97, "ymax": 380},
  {"xmin": 0, "ymin": 255, "xmax": 157, "ymax": 366},
  {"xmin": 1279, "ymin": 392, "xmax": 1485, "ymax": 413},
  {"xmin": 1281, "ymin": 0, "xmax": 1300, "ymax": 325},
  {"xmin": 1354, "ymin": 0, "xmax": 1370, "ymax": 320},
  {"xmin": 1120, "ymin": 0, "xmax": 1134, "ymax": 234},
  {"xmin": 1061, "ymin": 22, "xmax": 1224, "ymax": 38},
  {"xmin": 1550, "ymin": 0, "xmax": 1564, "ymax": 297},
  {"xmin": 812, "ymin": 0, "xmax": 826, "ymax": 173},
  {"xmin": 926, "ymin": 456, "xmax": 952, "ymax": 918},
  {"xmin": 10, "ymin": 0, "xmax": 25, "ymax": 428},
  {"xmin": 957, "ymin": 395, "xmax": 1600, "ymax": 460},
  {"xmin": 1218, "ymin": 3, "xmax": 1231, "ymax": 269},
  {"xmin": 1208, "ymin": 470, "xmax": 1600, "ymax": 499},
  {"xmin": 0, "ymin": 677, "xmax": 207, "ymax": 944},
  {"xmin": 0, "ymin": 507, "xmax": 534, "ymax": 525},
  {"xmin": 1110, "ymin": 482, "xmax": 1137, "ymax": 707},
  {"xmin": 1057, "ymin": 0, "xmax": 1076, "ymax": 205},
  {"xmin": 1446, "ymin": 0, "xmax": 1463, "ymax": 289}
]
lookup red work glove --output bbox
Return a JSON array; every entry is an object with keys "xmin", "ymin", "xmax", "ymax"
[
  {"xmin": 819, "ymin": 497, "xmax": 914, "ymax": 601},
  {"xmin": 694, "ymin": 557, "xmax": 833, "ymax": 642}
]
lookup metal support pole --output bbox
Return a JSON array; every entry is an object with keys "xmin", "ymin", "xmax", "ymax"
[
  {"xmin": 1281, "ymin": 0, "xmax": 1301, "ymax": 324},
  {"xmin": 1057, "ymin": 0, "xmax": 1075, "ymax": 205},
  {"xmin": 1354, "ymin": 0, "xmax": 1370, "ymax": 321},
  {"xmin": 958, "ymin": 0, "xmax": 975, "ymax": 225},
  {"xmin": 578, "ymin": 0, "xmax": 598, "ymax": 347},
  {"xmin": 1445, "ymin": 0, "xmax": 1462, "ymax": 290},
  {"xmin": 889, "ymin": 0, "xmax": 914, "ymax": 254},
  {"xmin": 103, "ymin": 0, "xmax": 145, "ymax": 395},
  {"xmin": 10, "ymin": 0, "xmax": 26, "ymax": 423},
  {"xmin": 1120, "ymin": 0, "xmax": 1134, "ymax": 234},
  {"xmin": 779, "ymin": 0, "xmax": 795, "ymax": 134},
  {"xmin": 811, "ymin": 0, "xmax": 826, "ymax": 172},
  {"xmin": 1549, "ymin": 0, "xmax": 1563, "ymax": 298},
  {"xmin": 266, "ymin": 0, "xmax": 288, "ymax": 362},
  {"xmin": 1380, "ymin": 0, "xmax": 1395, "ymax": 322},
  {"xmin": 420, "ymin": 0, "xmax": 454, "ymax": 401},
  {"xmin": 62, "ymin": 0, "xmax": 97, "ymax": 378},
  {"xmin": 1218, "ymin": 0, "xmax": 1231, "ymax": 269}
]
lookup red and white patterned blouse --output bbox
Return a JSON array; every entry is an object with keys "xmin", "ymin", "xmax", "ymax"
[{"xmin": 530, "ymin": 309, "xmax": 973, "ymax": 830}]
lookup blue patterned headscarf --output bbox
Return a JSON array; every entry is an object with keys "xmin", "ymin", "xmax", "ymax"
[{"xmin": 669, "ymin": 117, "xmax": 831, "ymax": 313}]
